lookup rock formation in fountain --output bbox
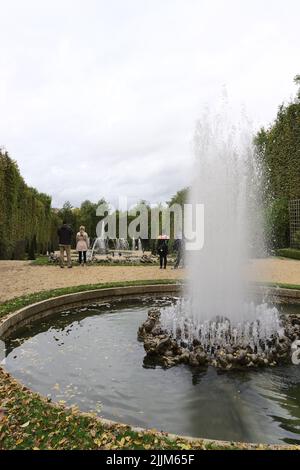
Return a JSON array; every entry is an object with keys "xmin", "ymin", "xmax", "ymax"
[{"xmin": 138, "ymin": 308, "xmax": 300, "ymax": 370}]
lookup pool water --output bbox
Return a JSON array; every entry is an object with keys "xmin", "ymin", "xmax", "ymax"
[{"xmin": 2, "ymin": 296, "xmax": 300, "ymax": 445}]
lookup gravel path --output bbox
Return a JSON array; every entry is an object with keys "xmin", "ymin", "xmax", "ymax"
[
  {"xmin": 0, "ymin": 261, "xmax": 183, "ymax": 302},
  {"xmin": 0, "ymin": 257, "xmax": 299, "ymax": 303}
]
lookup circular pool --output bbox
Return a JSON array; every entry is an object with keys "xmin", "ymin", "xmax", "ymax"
[{"xmin": 1, "ymin": 294, "xmax": 300, "ymax": 445}]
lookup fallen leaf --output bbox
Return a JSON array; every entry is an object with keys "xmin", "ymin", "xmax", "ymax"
[
  {"xmin": 94, "ymin": 438, "xmax": 102, "ymax": 447},
  {"xmin": 0, "ymin": 408, "xmax": 7, "ymax": 420},
  {"xmin": 20, "ymin": 421, "xmax": 30, "ymax": 428}
]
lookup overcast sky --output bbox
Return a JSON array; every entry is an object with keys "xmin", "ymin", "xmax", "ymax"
[{"xmin": 0, "ymin": 0, "xmax": 299, "ymax": 208}]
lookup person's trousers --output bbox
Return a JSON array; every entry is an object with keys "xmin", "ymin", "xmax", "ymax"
[
  {"xmin": 59, "ymin": 245, "xmax": 72, "ymax": 267},
  {"xmin": 159, "ymin": 253, "xmax": 167, "ymax": 269},
  {"xmin": 78, "ymin": 251, "xmax": 87, "ymax": 264},
  {"xmin": 174, "ymin": 250, "xmax": 182, "ymax": 269}
]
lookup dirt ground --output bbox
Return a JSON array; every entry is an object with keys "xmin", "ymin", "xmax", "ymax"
[
  {"xmin": 0, "ymin": 257, "xmax": 299, "ymax": 303},
  {"xmin": 0, "ymin": 261, "xmax": 183, "ymax": 303}
]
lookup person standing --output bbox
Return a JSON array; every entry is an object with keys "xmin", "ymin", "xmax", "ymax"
[
  {"xmin": 57, "ymin": 220, "xmax": 73, "ymax": 268},
  {"xmin": 157, "ymin": 238, "xmax": 168, "ymax": 269},
  {"xmin": 76, "ymin": 225, "xmax": 89, "ymax": 266},
  {"xmin": 173, "ymin": 237, "xmax": 184, "ymax": 269}
]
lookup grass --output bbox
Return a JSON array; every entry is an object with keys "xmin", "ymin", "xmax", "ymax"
[
  {"xmin": 1, "ymin": 279, "xmax": 300, "ymax": 450},
  {"xmin": 30, "ymin": 256, "xmax": 52, "ymax": 265},
  {"xmin": 276, "ymin": 248, "xmax": 300, "ymax": 260},
  {"xmin": 253, "ymin": 281, "xmax": 300, "ymax": 290}
]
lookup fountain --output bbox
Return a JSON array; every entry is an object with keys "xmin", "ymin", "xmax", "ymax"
[
  {"xmin": 138, "ymin": 108, "xmax": 300, "ymax": 369},
  {"xmin": 131, "ymin": 237, "xmax": 135, "ymax": 251},
  {"xmin": 138, "ymin": 238, "xmax": 143, "ymax": 252},
  {"xmin": 4, "ymin": 293, "xmax": 300, "ymax": 443},
  {"xmin": 115, "ymin": 238, "xmax": 129, "ymax": 251},
  {"xmin": 90, "ymin": 222, "xmax": 107, "ymax": 257},
  {"xmin": 1, "ymin": 105, "xmax": 300, "ymax": 445},
  {"xmin": 186, "ymin": 108, "xmax": 263, "ymax": 325}
]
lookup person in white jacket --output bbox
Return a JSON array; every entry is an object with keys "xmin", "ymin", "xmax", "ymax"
[{"xmin": 76, "ymin": 226, "xmax": 89, "ymax": 266}]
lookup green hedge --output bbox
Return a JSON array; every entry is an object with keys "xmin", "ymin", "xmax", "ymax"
[
  {"xmin": 0, "ymin": 150, "xmax": 60, "ymax": 259},
  {"xmin": 255, "ymin": 76, "xmax": 300, "ymax": 250},
  {"xmin": 276, "ymin": 248, "xmax": 300, "ymax": 260}
]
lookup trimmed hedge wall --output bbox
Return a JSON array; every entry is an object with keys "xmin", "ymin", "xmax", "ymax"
[
  {"xmin": 0, "ymin": 150, "xmax": 60, "ymax": 259},
  {"xmin": 255, "ymin": 76, "xmax": 300, "ymax": 250}
]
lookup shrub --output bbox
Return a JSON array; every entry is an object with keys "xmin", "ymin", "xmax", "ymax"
[{"xmin": 276, "ymin": 248, "xmax": 300, "ymax": 260}]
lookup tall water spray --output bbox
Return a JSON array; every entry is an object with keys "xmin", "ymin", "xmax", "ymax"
[
  {"xmin": 188, "ymin": 108, "xmax": 256, "ymax": 325},
  {"xmin": 160, "ymin": 106, "xmax": 284, "ymax": 353}
]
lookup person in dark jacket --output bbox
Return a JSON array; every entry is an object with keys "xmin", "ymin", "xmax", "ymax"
[
  {"xmin": 57, "ymin": 220, "xmax": 73, "ymax": 268},
  {"xmin": 157, "ymin": 238, "xmax": 168, "ymax": 269},
  {"xmin": 173, "ymin": 238, "xmax": 184, "ymax": 269}
]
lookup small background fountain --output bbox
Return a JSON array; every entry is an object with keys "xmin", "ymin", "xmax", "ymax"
[
  {"xmin": 89, "ymin": 222, "xmax": 108, "ymax": 258},
  {"xmin": 131, "ymin": 237, "xmax": 135, "ymax": 251},
  {"xmin": 115, "ymin": 238, "xmax": 129, "ymax": 251},
  {"xmin": 88, "ymin": 225, "xmax": 147, "ymax": 262}
]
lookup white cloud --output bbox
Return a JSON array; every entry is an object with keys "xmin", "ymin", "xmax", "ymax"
[{"xmin": 0, "ymin": 0, "xmax": 299, "ymax": 206}]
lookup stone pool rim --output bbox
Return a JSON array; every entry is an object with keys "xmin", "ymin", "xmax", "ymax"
[
  {"xmin": 1, "ymin": 283, "xmax": 300, "ymax": 338},
  {"xmin": 1, "ymin": 282, "xmax": 300, "ymax": 450}
]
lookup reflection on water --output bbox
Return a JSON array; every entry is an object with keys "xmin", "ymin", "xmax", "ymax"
[{"xmin": 2, "ymin": 297, "xmax": 300, "ymax": 444}]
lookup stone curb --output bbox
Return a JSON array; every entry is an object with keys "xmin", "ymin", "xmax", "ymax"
[
  {"xmin": 0, "ymin": 284, "xmax": 180, "ymax": 338},
  {"xmin": 1, "ymin": 284, "xmax": 299, "ymax": 338}
]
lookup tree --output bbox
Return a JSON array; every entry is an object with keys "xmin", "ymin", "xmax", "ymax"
[
  {"xmin": 167, "ymin": 187, "xmax": 189, "ymax": 207},
  {"xmin": 79, "ymin": 200, "xmax": 98, "ymax": 237},
  {"xmin": 294, "ymin": 74, "xmax": 300, "ymax": 100}
]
